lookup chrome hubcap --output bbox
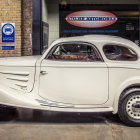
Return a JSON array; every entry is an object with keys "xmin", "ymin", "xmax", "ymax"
[{"xmin": 126, "ymin": 95, "xmax": 140, "ymax": 119}]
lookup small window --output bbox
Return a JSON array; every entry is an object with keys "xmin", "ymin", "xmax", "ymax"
[
  {"xmin": 47, "ymin": 43, "xmax": 102, "ymax": 62},
  {"xmin": 103, "ymin": 45, "xmax": 137, "ymax": 61}
]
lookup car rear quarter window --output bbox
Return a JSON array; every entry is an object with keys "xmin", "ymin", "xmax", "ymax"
[
  {"xmin": 103, "ymin": 45, "xmax": 138, "ymax": 61},
  {"xmin": 47, "ymin": 43, "xmax": 102, "ymax": 62}
]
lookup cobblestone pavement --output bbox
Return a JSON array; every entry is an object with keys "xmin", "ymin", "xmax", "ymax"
[{"xmin": 0, "ymin": 107, "xmax": 140, "ymax": 140}]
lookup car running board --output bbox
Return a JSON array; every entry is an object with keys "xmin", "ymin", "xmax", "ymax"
[
  {"xmin": 36, "ymin": 99, "xmax": 74, "ymax": 108},
  {"xmin": 35, "ymin": 99, "xmax": 112, "ymax": 110}
]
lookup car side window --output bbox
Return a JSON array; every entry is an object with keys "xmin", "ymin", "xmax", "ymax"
[
  {"xmin": 103, "ymin": 45, "xmax": 137, "ymax": 61},
  {"xmin": 47, "ymin": 43, "xmax": 102, "ymax": 62}
]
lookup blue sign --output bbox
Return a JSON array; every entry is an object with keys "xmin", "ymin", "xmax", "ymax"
[
  {"xmin": 1, "ymin": 23, "xmax": 15, "ymax": 43},
  {"xmin": 2, "ymin": 46, "xmax": 15, "ymax": 50},
  {"xmin": 64, "ymin": 30, "xmax": 119, "ymax": 33}
]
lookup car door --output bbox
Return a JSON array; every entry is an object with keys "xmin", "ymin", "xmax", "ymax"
[{"xmin": 39, "ymin": 42, "xmax": 109, "ymax": 105}]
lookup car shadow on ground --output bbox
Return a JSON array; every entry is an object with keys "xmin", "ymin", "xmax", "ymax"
[{"xmin": 0, "ymin": 106, "xmax": 124, "ymax": 126}]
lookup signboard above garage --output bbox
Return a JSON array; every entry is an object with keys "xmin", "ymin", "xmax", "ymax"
[{"xmin": 65, "ymin": 10, "xmax": 118, "ymax": 28}]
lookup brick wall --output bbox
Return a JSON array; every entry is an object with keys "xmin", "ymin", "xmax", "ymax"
[
  {"xmin": 21, "ymin": 0, "xmax": 32, "ymax": 56},
  {"xmin": 0, "ymin": 0, "xmax": 33, "ymax": 57},
  {"xmin": 0, "ymin": 0, "xmax": 21, "ymax": 57}
]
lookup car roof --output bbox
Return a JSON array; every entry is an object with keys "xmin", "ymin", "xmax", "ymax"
[{"xmin": 53, "ymin": 35, "xmax": 135, "ymax": 46}]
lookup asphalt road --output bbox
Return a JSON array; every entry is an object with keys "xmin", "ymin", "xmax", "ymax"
[{"xmin": 0, "ymin": 107, "xmax": 140, "ymax": 140}]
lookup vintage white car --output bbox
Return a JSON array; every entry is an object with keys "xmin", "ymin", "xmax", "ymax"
[{"xmin": 0, "ymin": 35, "xmax": 140, "ymax": 126}]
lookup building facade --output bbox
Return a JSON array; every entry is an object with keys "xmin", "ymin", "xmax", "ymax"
[{"xmin": 0, "ymin": 0, "xmax": 139, "ymax": 57}]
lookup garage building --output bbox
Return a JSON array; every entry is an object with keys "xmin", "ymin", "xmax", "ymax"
[{"xmin": 0, "ymin": 0, "xmax": 139, "ymax": 57}]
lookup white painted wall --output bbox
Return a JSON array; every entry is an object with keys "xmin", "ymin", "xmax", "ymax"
[
  {"xmin": 47, "ymin": 0, "xmax": 59, "ymax": 46},
  {"xmin": 42, "ymin": 0, "xmax": 48, "ymax": 23}
]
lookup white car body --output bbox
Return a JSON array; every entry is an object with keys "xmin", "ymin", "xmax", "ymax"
[{"xmin": 0, "ymin": 35, "xmax": 140, "ymax": 115}]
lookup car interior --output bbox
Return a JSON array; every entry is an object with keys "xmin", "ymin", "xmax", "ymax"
[{"xmin": 48, "ymin": 44, "xmax": 102, "ymax": 61}]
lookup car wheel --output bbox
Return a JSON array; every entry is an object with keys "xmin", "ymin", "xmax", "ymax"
[
  {"xmin": 17, "ymin": 107, "xmax": 34, "ymax": 121},
  {"xmin": 118, "ymin": 88, "xmax": 140, "ymax": 126}
]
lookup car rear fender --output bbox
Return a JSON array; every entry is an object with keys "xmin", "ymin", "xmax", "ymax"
[{"xmin": 113, "ymin": 76, "xmax": 140, "ymax": 114}]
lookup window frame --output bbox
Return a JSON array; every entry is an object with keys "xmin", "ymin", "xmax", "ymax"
[
  {"xmin": 103, "ymin": 43, "xmax": 138, "ymax": 62},
  {"xmin": 46, "ymin": 41, "xmax": 104, "ymax": 62}
]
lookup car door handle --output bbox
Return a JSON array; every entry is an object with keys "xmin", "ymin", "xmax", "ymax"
[{"xmin": 40, "ymin": 71, "xmax": 48, "ymax": 75}]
